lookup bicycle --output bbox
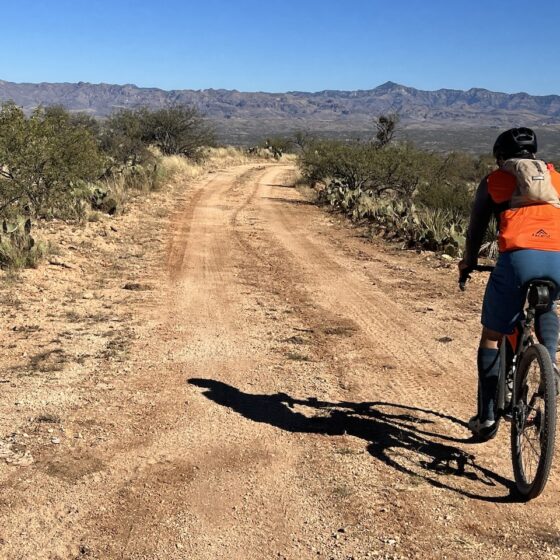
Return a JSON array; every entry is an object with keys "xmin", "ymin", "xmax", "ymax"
[{"xmin": 460, "ymin": 265, "xmax": 558, "ymax": 500}]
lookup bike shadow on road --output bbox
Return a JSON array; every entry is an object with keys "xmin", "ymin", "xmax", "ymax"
[{"xmin": 188, "ymin": 378, "xmax": 518, "ymax": 503}]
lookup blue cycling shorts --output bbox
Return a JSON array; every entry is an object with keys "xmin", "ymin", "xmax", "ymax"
[{"xmin": 481, "ymin": 249, "xmax": 560, "ymax": 334}]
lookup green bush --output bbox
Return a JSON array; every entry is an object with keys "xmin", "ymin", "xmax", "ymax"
[
  {"xmin": 300, "ymin": 138, "xmax": 438, "ymax": 197},
  {"xmin": 142, "ymin": 105, "xmax": 216, "ymax": 158},
  {"xmin": 0, "ymin": 102, "xmax": 106, "ymax": 219},
  {"xmin": 298, "ymin": 119, "xmax": 500, "ymax": 256},
  {"xmin": 103, "ymin": 105, "xmax": 215, "ymax": 163},
  {"xmin": 100, "ymin": 109, "xmax": 155, "ymax": 174},
  {"xmin": 299, "ymin": 140, "xmax": 378, "ymax": 188},
  {"xmin": 415, "ymin": 151, "xmax": 494, "ymax": 216}
]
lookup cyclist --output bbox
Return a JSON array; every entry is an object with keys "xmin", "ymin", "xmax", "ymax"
[{"xmin": 458, "ymin": 127, "xmax": 560, "ymax": 440}]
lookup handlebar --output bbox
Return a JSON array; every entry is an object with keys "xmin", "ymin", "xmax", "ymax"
[{"xmin": 459, "ymin": 265, "xmax": 495, "ymax": 291}]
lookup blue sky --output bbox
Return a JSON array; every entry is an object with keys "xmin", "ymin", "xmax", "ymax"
[{"xmin": 2, "ymin": 0, "xmax": 559, "ymax": 95}]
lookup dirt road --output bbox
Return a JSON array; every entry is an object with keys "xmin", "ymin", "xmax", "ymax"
[{"xmin": 1, "ymin": 163, "xmax": 560, "ymax": 559}]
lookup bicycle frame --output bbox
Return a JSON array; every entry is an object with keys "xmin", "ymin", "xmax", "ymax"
[
  {"xmin": 496, "ymin": 280, "xmax": 554, "ymax": 420},
  {"xmin": 496, "ymin": 316, "xmax": 533, "ymax": 419},
  {"xmin": 460, "ymin": 266, "xmax": 558, "ymax": 497}
]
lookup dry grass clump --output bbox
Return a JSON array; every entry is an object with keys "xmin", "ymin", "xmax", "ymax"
[
  {"xmin": 205, "ymin": 146, "xmax": 251, "ymax": 168},
  {"xmin": 159, "ymin": 146, "xmax": 258, "ymax": 184}
]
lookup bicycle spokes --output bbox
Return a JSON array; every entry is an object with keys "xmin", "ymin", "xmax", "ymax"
[{"xmin": 512, "ymin": 345, "xmax": 556, "ymax": 500}]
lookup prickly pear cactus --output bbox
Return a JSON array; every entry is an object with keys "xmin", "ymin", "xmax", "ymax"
[{"xmin": 0, "ymin": 217, "xmax": 39, "ymax": 268}]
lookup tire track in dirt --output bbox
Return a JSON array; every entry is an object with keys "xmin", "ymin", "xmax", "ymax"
[
  {"xmin": 255, "ymin": 167, "xmax": 460, "ymax": 416},
  {"xmin": 91, "ymin": 163, "xmax": 317, "ymax": 559}
]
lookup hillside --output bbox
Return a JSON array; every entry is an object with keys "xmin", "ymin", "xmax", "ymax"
[{"xmin": 1, "ymin": 79, "xmax": 560, "ymax": 152}]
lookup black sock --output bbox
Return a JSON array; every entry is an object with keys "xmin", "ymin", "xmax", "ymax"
[{"xmin": 477, "ymin": 347, "xmax": 500, "ymax": 422}]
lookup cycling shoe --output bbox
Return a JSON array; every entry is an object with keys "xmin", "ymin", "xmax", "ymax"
[{"xmin": 468, "ymin": 415, "xmax": 499, "ymax": 442}]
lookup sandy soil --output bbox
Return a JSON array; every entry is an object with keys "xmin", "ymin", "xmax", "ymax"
[{"xmin": 1, "ymin": 163, "xmax": 559, "ymax": 560}]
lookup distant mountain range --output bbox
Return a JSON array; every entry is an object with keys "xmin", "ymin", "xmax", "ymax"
[{"xmin": 1, "ymin": 79, "xmax": 560, "ymax": 150}]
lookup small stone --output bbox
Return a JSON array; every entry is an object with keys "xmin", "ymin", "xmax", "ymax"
[
  {"xmin": 437, "ymin": 336, "xmax": 453, "ymax": 344},
  {"xmin": 123, "ymin": 282, "xmax": 148, "ymax": 291},
  {"xmin": 51, "ymin": 437, "xmax": 61, "ymax": 444},
  {"xmin": 10, "ymin": 452, "xmax": 34, "ymax": 467},
  {"xmin": 82, "ymin": 292, "xmax": 94, "ymax": 300}
]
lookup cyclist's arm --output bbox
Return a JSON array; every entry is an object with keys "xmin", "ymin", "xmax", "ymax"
[{"xmin": 463, "ymin": 177, "xmax": 494, "ymax": 268}]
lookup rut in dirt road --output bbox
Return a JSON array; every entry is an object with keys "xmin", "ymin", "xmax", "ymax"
[{"xmin": 1, "ymin": 163, "xmax": 559, "ymax": 560}]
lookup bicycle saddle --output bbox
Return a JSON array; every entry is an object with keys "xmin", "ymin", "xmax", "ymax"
[{"xmin": 526, "ymin": 279, "xmax": 558, "ymax": 311}]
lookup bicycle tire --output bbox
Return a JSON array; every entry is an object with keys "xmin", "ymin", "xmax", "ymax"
[{"xmin": 511, "ymin": 344, "xmax": 557, "ymax": 500}]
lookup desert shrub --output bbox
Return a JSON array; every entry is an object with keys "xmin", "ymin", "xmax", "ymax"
[
  {"xmin": 100, "ymin": 104, "xmax": 215, "ymax": 192},
  {"xmin": 261, "ymin": 137, "xmax": 292, "ymax": 159},
  {"xmin": 45, "ymin": 105, "xmax": 101, "ymax": 138},
  {"xmin": 139, "ymin": 105, "xmax": 216, "ymax": 159},
  {"xmin": 291, "ymin": 130, "xmax": 316, "ymax": 153},
  {"xmin": 373, "ymin": 113, "xmax": 399, "ymax": 147},
  {"xmin": 100, "ymin": 109, "xmax": 156, "ymax": 175},
  {"xmin": 0, "ymin": 102, "xmax": 106, "ymax": 219},
  {"xmin": 299, "ymin": 140, "xmax": 377, "ymax": 188},
  {"xmin": 415, "ymin": 151, "xmax": 495, "ymax": 216},
  {"xmin": 299, "ymin": 116, "xmax": 503, "ymax": 257},
  {"xmin": 301, "ymin": 138, "xmax": 436, "ymax": 197},
  {"xmin": 415, "ymin": 179, "xmax": 473, "ymax": 216},
  {"xmin": 366, "ymin": 143, "xmax": 439, "ymax": 198}
]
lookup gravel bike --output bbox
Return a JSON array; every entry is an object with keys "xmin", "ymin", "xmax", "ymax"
[{"xmin": 460, "ymin": 265, "xmax": 557, "ymax": 500}]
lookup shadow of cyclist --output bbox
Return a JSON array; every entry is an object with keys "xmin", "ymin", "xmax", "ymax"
[{"xmin": 188, "ymin": 378, "xmax": 517, "ymax": 502}]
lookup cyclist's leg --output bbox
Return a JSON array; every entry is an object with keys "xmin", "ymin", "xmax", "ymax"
[
  {"xmin": 476, "ymin": 327, "xmax": 502, "ymax": 422},
  {"xmin": 471, "ymin": 254, "xmax": 521, "ymax": 437}
]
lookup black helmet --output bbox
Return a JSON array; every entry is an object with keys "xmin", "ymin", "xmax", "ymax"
[{"xmin": 493, "ymin": 127, "xmax": 537, "ymax": 159}]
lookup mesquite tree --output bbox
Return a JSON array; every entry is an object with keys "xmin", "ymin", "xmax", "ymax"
[{"xmin": 0, "ymin": 102, "xmax": 105, "ymax": 218}]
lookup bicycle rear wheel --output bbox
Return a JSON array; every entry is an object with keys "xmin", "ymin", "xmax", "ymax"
[{"xmin": 511, "ymin": 344, "xmax": 557, "ymax": 500}]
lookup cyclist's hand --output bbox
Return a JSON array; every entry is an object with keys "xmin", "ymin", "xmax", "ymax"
[{"xmin": 458, "ymin": 259, "xmax": 473, "ymax": 291}]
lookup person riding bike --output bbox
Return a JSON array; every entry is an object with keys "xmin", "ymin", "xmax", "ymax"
[{"xmin": 458, "ymin": 127, "xmax": 560, "ymax": 441}]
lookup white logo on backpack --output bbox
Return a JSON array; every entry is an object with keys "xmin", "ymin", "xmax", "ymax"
[{"xmin": 503, "ymin": 158, "xmax": 560, "ymax": 209}]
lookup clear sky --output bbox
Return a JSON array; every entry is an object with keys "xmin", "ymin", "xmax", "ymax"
[{"xmin": 2, "ymin": 0, "xmax": 559, "ymax": 95}]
